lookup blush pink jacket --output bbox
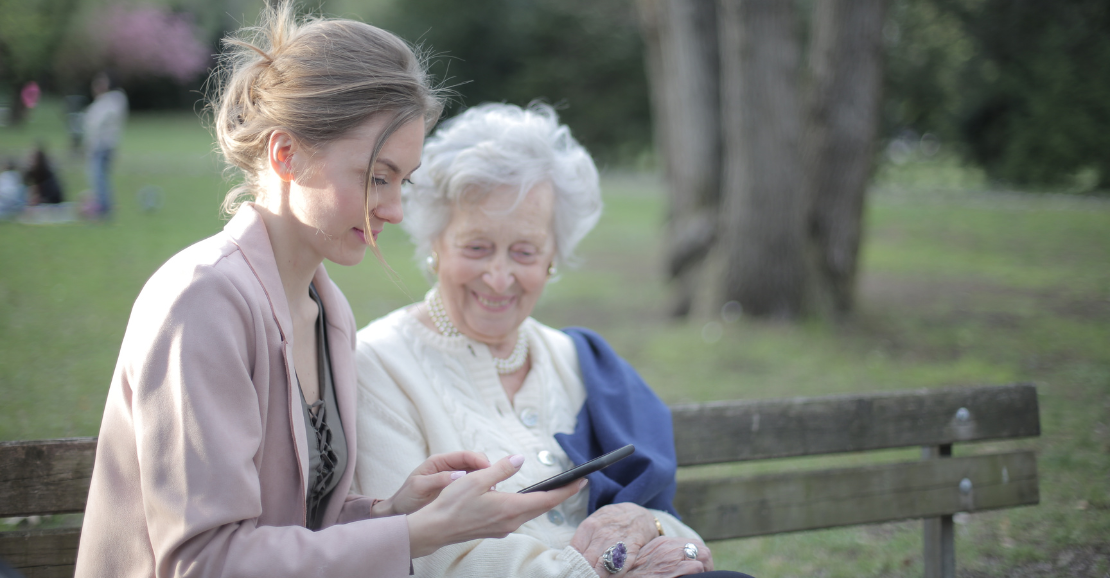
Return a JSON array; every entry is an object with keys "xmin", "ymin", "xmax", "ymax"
[{"xmin": 75, "ymin": 205, "xmax": 411, "ymax": 578}]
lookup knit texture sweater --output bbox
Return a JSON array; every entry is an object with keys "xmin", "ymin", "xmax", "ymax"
[{"xmin": 352, "ymin": 307, "xmax": 700, "ymax": 578}]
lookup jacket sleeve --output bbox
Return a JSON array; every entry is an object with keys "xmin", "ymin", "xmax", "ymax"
[
  {"xmin": 352, "ymin": 341, "xmax": 598, "ymax": 578},
  {"xmin": 125, "ymin": 264, "xmax": 410, "ymax": 578}
]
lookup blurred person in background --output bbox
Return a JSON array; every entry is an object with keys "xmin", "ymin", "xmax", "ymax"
[
  {"xmin": 24, "ymin": 146, "xmax": 63, "ymax": 205},
  {"xmin": 74, "ymin": 5, "xmax": 582, "ymax": 578},
  {"xmin": 0, "ymin": 158, "xmax": 26, "ymax": 218},
  {"xmin": 83, "ymin": 71, "xmax": 127, "ymax": 217},
  {"xmin": 353, "ymin": 103, "xmax": 751, "ymax": 578}
]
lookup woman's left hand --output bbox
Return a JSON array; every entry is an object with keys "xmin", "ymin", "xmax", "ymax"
[
  {"xmin": 372, "ymin": 451, "xmax": 491, "ymax": 517},
  {"xmin": 624, "ymin": 537, "xmax": 712, "ymax": 578},
  {"xmin": 570, "ymin": 503, "xmax": 660, "ymax": 576}
]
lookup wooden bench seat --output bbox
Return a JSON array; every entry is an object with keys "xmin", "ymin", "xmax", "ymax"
[{"xmin": 0, "ymin": 383, "xmax": 1039, "ymax": 578}]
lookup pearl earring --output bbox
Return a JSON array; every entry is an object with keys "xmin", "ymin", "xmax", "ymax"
[
  {"xmin": 426, "ymin": 251, "xmax": 439, "ymax": 274},
  {"xmin": 547, "ymin": 262, "xmax": 558, "ymax": 277}
]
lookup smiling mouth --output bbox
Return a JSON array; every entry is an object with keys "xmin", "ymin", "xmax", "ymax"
[{"xmin": 475, "ymin": 293, "xmax": 514, "ymax": 310}]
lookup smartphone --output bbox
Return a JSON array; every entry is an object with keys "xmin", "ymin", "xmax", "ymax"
[{"xmin": 517, "ymin": 444, "xmax": 635, "ymax": 493}]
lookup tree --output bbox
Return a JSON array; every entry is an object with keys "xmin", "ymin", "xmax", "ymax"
[
  {"xmin": 884, "ymin": 0, "xmax": 1110, "ymax": 190},
  {"xmin": 954, "ymin": 0, "xmax": 1110, "ymax": 188},
  {"xmin": 0, "ymin": 0, "xmax": 78, "ymax": 123},
  {"xmin": 637, "ymin": 0, "xmax": 887, "ymax": 320},
  {"xmin": 716, "ymin": 0, "xmax": 809, "ymax": 319},
  {"xmin": 636, "ymin": 0, "xmax": 721, "ymax": 317},
  {"xmin": 378, "ymin": 0, "xmax": 651, "ymax": 164},
  {"xmin": 802, "ymin": 0, "xmax": 887, "ymax": 315}
]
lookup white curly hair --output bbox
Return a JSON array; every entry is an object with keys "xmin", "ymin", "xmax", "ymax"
[{"xmin": 402, "ymin": 102, "xmax": 603, "ymax": 281}]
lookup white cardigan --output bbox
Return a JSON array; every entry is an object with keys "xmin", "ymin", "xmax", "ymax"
[{"xmin": 352, "ymin": 307, "xmax": 700, "ymax": 578}]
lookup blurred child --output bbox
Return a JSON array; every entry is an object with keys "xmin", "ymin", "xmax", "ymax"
[
  {"xmin": 25, "ymin": 147, "xmax": 64, "ymax": 205},
  {"xmin": 0, "ymin": 158, "xmax": 26, "ymax": 218}
]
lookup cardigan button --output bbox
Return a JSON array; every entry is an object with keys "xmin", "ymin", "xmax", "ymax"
[
  {"xmin": 537, "ymin": 450, "xmax": 556, "ymax": 466},
  {"xmin": 546, "ymin": 509, "xmax": 565, "ymax": 525},
  {"xmin": 520, "ymin": 408, "xmax": 539, "ymax": 427}
]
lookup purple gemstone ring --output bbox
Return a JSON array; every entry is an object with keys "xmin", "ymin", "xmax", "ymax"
[{"xmin": 601, "ymin": 541, "xmax": 627, "ymax": 574}]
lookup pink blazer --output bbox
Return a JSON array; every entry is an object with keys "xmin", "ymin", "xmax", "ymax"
[{"xmin": 75, "ymin": 205, "xmax": 411, "ymax": 578}]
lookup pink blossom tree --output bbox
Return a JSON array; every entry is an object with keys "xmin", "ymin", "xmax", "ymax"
[{"xmin": 96, "ymin": 5, "xmax": 210, "ymax": 83}]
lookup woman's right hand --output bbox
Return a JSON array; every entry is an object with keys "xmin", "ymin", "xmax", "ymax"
[
  {"xmin": 372, "ymin": 451, "xmax": 492, "ymax": 518},
  {"xmin": 405, "ymin": 454, "xmax": 586, "ymax": 559}
]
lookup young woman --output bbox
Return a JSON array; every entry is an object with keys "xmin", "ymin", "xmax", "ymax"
[{"xmin": 74, "ymin": 6, "xmax": 580, "ymax": 577}]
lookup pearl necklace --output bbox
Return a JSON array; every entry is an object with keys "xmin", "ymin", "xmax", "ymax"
[{"xmin": 427, "ymin": 288, "xmax": 529, "ymax": 375}]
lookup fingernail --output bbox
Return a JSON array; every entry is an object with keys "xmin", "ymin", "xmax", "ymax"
[
  {"xmin": 578, "ymin": 479, "xmax": 588, "ymax": 489},
  {"xmin": 509, "ymin": 454, "xmax": 525, "ymax": 468},
  {"xmin": 450, "ymin": 471, "xmax": 466, "ymax": 480}
]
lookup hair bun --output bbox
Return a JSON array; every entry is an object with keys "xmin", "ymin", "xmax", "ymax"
[{"xmin": 206, "ymin": 1, "xmax": 444, "ymax": 218}]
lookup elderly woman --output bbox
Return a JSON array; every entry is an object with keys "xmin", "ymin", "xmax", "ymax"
[{"xmin": 353, "ymin": 104, "xmax": 750, "ymax": 578}]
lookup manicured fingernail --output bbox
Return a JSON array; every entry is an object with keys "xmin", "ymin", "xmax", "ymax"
[
  {"xmin": 509, "ymin": 454, "xmax": 525, "ymax": 468},
  {"xmin": 578, "ymin": 479, "xmax": 588, "ymax": 490},
  {"xmin": 450, "ymin": 471, "xmax": 466, "ymax": 480}
]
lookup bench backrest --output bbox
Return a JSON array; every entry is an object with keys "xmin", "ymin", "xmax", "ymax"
[
  {"xmin": 0, "ymin": 383, "xmax": 1040, "ymax": 577},
  {"xmin": 671, "ymin": 383, "xmax": 1040, "ymax": 540}
]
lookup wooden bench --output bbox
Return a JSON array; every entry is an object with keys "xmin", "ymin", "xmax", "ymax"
[{"xmin": 0, "ymin": 383, "xmax": 1039, "ymax": 578}]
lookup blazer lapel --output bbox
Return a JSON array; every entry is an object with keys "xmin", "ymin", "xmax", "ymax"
[{"xmin": 223, "ymin": 205, "xmax": 312, "ymax": 506}]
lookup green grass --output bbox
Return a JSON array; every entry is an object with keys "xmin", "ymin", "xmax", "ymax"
[{"xmin": 2, "ymin": 102, "xmax": 1109, "ymax": 576}]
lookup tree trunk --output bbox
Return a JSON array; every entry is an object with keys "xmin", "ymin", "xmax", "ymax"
[
  {"xmin": 716, "ymin": 0, "xmax": 808, "ymax": 319},
  {"xmin": 636, "ymin": 0, "xmax": 721, "ymax": 317},
  {"xmin": 802, "ymin": 0, "xmax": 887, "ymax": 316}
]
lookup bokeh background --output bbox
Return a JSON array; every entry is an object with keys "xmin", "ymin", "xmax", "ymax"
[{"xmin": 1, "ymin": 0, "xmax": 1108, "ymax": 576}]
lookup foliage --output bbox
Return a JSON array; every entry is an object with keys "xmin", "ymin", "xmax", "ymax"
[
  {"xmin": 0, "ymin": 0, "xmax": 79, "ymax": 123},
  {"xmin": 376, "ymin": 0, "xmax": 652, "ymax": 165},
  {"xmin": 885, "ymin": 0, "xmax": 1110, "ymax": 189},
  {"xmin": 0, "ymin": 0, "xmax": 77, "ymax": 85}
]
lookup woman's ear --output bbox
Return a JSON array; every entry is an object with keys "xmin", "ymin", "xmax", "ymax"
[{"xmin": 267, "ymin": 130, "xmax": 297, "ymax": 182}]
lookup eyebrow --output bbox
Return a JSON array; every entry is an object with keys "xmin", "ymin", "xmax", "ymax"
[
  {"xmin": 455, "ymin": 229, "xmax": 548, "ymax": 242},
  {"xmin": 376, "ymin": 158, "xmax": 421, "ymax": 176}
]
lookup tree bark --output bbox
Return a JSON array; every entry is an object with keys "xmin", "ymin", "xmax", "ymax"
[
  {"xmin": 716, "ymin": 0, "xmax": 808, "ymax": 319},
  {"xmin": 636, "ymin": 0, "xmax": 721, "ymax": 317},
  {"xmin": 802, "ymin": 0, "xmax": 887, "ymax": 316}
]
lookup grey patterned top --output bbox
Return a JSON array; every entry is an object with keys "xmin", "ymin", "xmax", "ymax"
[{"xmin": 299, "ymin": 283, "xmax": 348, "ymax": 531}]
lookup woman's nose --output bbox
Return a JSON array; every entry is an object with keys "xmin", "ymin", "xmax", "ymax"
[
  {"xmin": 482, "ymin": 256, "xmax": 515, "ymax": 293},
  {"xmin": 373, "ymin": 184, "xmax": 403, "ymax": 224}
]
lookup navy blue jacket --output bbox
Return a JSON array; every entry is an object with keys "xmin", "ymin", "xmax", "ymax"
[{"xmin": 554, "ymin": 327, "xmax": 679, "ymax": 517}]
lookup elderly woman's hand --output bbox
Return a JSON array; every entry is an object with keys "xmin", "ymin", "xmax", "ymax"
[
  {"xmin": 624, "ymin": 537, "xmax": 712, "ymax": 578},
  {"xmin": 570, "ymin": 503, "xmax": 660, "ymax": 577},
  {"xmin": 371, "ymin": 451, "xmax": 490, "ymax": 518}
]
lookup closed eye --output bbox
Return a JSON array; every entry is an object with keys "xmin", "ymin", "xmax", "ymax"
[{"xmin": 461, "ymin": 244, "xmax": 491, "ymax": 257}]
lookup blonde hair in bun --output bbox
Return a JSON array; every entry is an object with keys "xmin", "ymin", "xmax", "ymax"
[{"xmin": 208, "ymin": 1, "xmax": 443, "ymax": 251}]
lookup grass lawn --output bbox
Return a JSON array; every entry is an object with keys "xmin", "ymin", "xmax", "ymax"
[{"xmin": 2, "ymin": 101, "xmax": 1108, "ymax": 576}]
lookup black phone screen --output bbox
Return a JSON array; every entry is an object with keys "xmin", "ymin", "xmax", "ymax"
[{"xmin": 517, "ymin": 444, "xmax": 635, "ymax": 493}]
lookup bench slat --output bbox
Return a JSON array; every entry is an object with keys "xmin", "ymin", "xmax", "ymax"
[
  {"xmin": 0, "ymin": 438, "xmax": 97, "ymax": 518},
  {"xmin": 675, "ymin": 450, "xmax": 1038, "ymax": 541},
  {"xmin": 0, "ymin": 527, "xmax": 80, "ymax": 578},
  {"xmin": 672, "ymin": 383, "xmax": 1039, "ymax": 465}
]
